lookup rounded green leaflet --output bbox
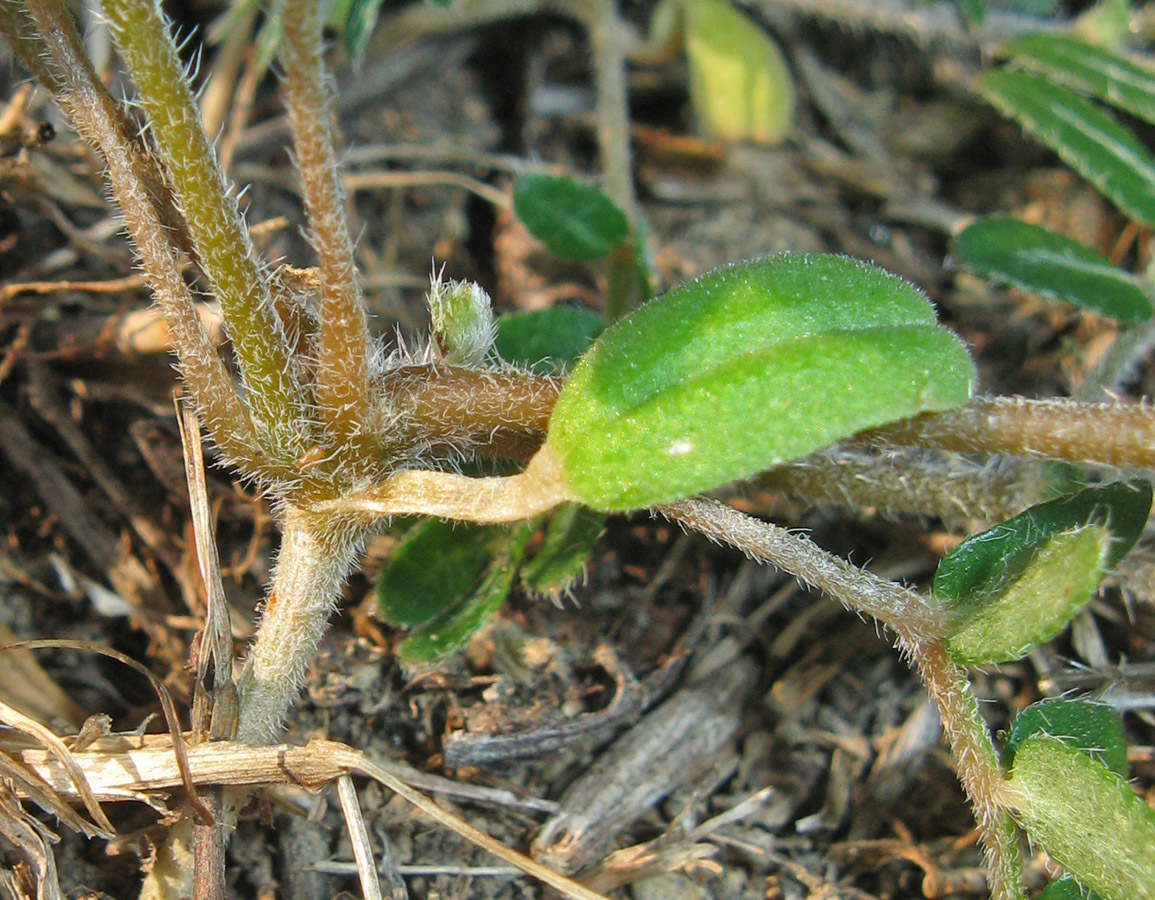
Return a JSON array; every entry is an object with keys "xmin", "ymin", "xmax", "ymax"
[
  {"xmin": 937, "ymin": 480, "xmax": 1151, "ymax": 666},
  {"xmin": 1011, "ymin": 735, "xmax": 1155, "ymax": 900},
  {"xmin": 1003, "ymin": 697, "xmax": 1127, "ymax": 777},
  {"xmin": 547, "ymin": 254, "xmax": 976, "ymax": 511},
  {"xmin": 944, "ymin": 524, "xmax": 1112, "ymax": 666}
]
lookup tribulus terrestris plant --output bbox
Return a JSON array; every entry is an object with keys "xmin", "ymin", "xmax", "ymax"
[{"xmin": 4, "ymin": 2, "xmax": 1155, "ymax": 899}]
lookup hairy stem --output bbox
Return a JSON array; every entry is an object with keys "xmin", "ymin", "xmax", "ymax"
[
  {"xmin": 659, "ymin": 496, "xmax": 948, "ymax": 643},
  {"xmin": 906, "ymin": 642, "xmax": 1024, "ymax": 900},
  {"xmin": 760, "ymin": 451, "xmax": 1058, "ymax": 524},
  {"xmin": 664, "ymin": 497, "xmax": 1023, "ymax": 899},
  {"xmin": 100, "ymin": 0, "xmax": 303, "ymax": 458},
  {"xmin": 18, "ymin": 0, "xmax": 264, "ymax": 475},
  {"xmin": 310, "ymin": 445, "xmax": 570, "ymax": 525},
  {"xmin": 276, "ymin": 0, "xmax": 370, "ymax": 448},
  {"xmin": 235, "ymin": 507, "xmax": 364, "ymax": 744},
  {"xmin": 864, "ymin": 396, "xmax": 1155, "ymax": 469}
]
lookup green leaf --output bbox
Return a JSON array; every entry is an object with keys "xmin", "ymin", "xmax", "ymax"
[
  {"xmin": 1073, "ymin": 0, "xmax": 1132, "ymax": 50},
  {"xmin": 495, "ymin": 307, "xmax": 605, "ymax": 373},
  {"xmin": 979, "ymin": 69, "xmax": 1155, "ymax": 228},
  {"xmin": 684, "ymin": 0, "xmax": 794, "ymax": 145},
  {"xmin": 399, "ymin": 526, "xmax": 532, "ymax": 664},
  {"xmin": 951, "ymin": 217, "xmax": 1152, "ymax": 323},
  {"xmin": 513, "ymin": 175, "xmax": 630, "ymax": 262},
  {"xmin": 520, "ymin": 505, "xmax": 606, "ymax": 594},
  {"xmin": 547, "ymin": 253, "xmax": 975, "ymax": 511},
  {"xmin": 935, "ymin": 481, "xmax": 1151, "ymax": 599},
  {"xmin": 335, "ymin": 0, "xmax": 387, "ymax": 61},
  {"xmin": 1005, "ymin": 34, "xmax": 1155, "ymax": 126},
  {"xmin": 946, "ymin": 525, "xmax": 1111, "ymax": 665},
  {"xmin": 1011, "ymin": 735, "xmax": 1155, "ymax": 900},
  {"xmin": 1004, "ymin": 697, "xmax": 1128, "ymax": 777},
  {"xmin": 377, "ymin": 519, "xmax": 498, "ymax": 627},
  {"xmin": 1037, "ymin": 876, "xmax": 1105, "ymax": 900},
  {"xmin": 936, "ymin": 481, "xmax": 1151, "ymax": 665}
]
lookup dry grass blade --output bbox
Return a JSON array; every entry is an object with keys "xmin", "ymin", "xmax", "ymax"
[
  {"xmin": 4, "ymin": 640, "xmax": 211, "ymax": 825},
  {"xmin": 0, "ymin": 698, "xmax": 114, "ymax": 837},
  {"xmin": 0, "ymin": 790, "xmax": 62, "ymax": 900},
  {"xmin": 0, "ymin": 744, "xmax": 100, "ymax": 839},
  {"xmin": 15, "ymin": 735, "xmax": 609, "ymax": 900},
  {"xmin": 177, "ymin": 400, "xmax": 237, "ymax": 742},
  {"xmin": 336, "ymin": 774, "xmax": 384, "ymax": 900}
]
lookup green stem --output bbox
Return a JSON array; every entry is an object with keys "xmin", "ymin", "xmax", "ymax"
[{"xmin": 100, "ymin": 0, "xmax": 303, "ymax": 459}]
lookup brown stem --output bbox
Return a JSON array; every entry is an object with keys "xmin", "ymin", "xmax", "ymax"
[
  {"xmin": 864, "ymin": 396, "xmax": 1155, "ymax": 469},
  {"xmin": 276, "ymin": 0, "xmax": 370, "ymax": 446},
  {"xmin": 382, "ymin": 365, "xmax": 560, "ymax": 453}
]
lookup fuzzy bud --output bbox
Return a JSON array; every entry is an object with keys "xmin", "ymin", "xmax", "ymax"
[{"xmin": 428, "ymin": 275, "xmax": 496, "ymax": 367}]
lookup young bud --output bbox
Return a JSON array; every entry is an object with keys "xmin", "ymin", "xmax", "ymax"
[{"xmin": 428, "ymin": 274, "xmax": 497, "ymax": 367}]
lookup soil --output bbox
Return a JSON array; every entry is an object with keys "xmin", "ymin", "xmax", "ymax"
[{"xmin": 1, "ymin": 3, "xmax": 1154, "ymax": 900}]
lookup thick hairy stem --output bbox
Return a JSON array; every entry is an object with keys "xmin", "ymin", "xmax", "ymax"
[
  {"xmin": 276, "ymin": 0, "xmax": 370, "ymax": 447},
  {"xmin": 100, "ymin": 0, "xmax": 303, "ymax": 458},
  {"xmin": 906, "ymin": 642, "xmax": 1024, "ymax": 900},
  {"xmin": 311, "ymin": 444, "xmax": 570, "ymax": 524},
  {"xmin": 865, "ymin": 396, "xmax": 1155, "ymax": 469},
  {"xmin": 382, "ymin": 365, "xmax": 558, "ymax": 453},
  {"xmin": 660, "ymin": 496, "xmax": 949, "ymax": 643},
  {"xmin": 235, "ymin": 508, "xmax": 364, "ymax": 744}
]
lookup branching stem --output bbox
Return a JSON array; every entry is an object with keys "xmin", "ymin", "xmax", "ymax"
[{"xmin": 661, "ymin": 497, "xmax": 1025, "ymax": 900}]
